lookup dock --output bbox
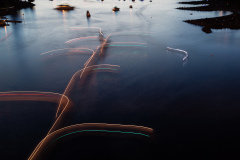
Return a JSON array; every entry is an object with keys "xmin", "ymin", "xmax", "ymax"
[
  {"xmin": 0, "ymin": 19, "xmax": 22, "ymax": 27},
  {"xmin": 0, "ymin": 19, "xmax": 22, "ymax": 26},
  {"xmin": 0, "ymin": 24, "xmax": 9, "ymax": 27},
  {"xmin": 5, "ymin": 20, "xmax": 22, "ymax": 23}
]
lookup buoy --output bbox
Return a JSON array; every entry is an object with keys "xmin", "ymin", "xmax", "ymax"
[
  {"xmin": 86, "ymin": 10, "xmax": 91, "ymax": 18},
  {"xmin": 211, "ymin": 54, "xmax": 213, "ymax": 56}
]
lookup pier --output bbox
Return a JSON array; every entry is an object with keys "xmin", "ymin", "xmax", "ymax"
[
  {"xmin": 0, "ymin": 18, "xmax": 22, "ymax": 26},
  {"xmin": 5, "ymin": 20, "xmax": 22, "ymax": 23}
]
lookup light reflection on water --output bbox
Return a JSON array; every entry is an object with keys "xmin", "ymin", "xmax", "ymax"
[{"xmin": 0, "ymin": 0, "xmax": 240, "ymax": 159}]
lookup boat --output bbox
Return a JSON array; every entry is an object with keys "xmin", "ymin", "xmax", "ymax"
[
  {"xmin": 0, "ymin": 20, "xmax": 8, "ymax": 27},
  {"xmin": 112, "ymin": 6, "xmax": 120, "ymax": 11},
  {"xmin": 55, "ymin": 4, "xmax": 74, "ymax": 10}
]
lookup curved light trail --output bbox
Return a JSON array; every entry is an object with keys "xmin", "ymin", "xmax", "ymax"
[
  {"xmin": 53, "ymin": 46, "xmax": 107, "ymax": 120},
  {"xmin": 108, "ymin": 44, "xmax": 147, "ymax": 47},
  {"xmin": 106, "ymin": 42, "xmax": 147, "ymax": 47},
  {"xmin": 28, "ymin": 123, "xmax": 153, "ymax": 160},
  {"xmin": 109, "ymin": 31, "xmax": 156, "ymax": 37},
  {"xmin": 2, "ymin": 29, "xmax": 156, "ymax": 160},
  {"xmin": 26, "ymin": 65, "xmax": 120, "ymax": 160},
  {"xmin": 0, "ymin": 91, "xmax": 70, "ymax": 116},
  {"xmin": 70, "ymin": 27, "xmax": 103, "ymax": 36},
  {"xmin": 65, "ymin": 36, "xmax": 99, "ymax": 44},
  {"xmin": 40, "ymin": 48, "xmax": 94, "ymax": 56},
  {"xmin": 166, "ymin": 47, "xmax": 188, "ymax": 61},
  {"xmin": 106, "ymin": 42, "xmax": 147, "ymax": 45},
  {"xmin": 55, "ymin": 64, "xmax": 120, "ymax": 118},
  {"xmin": 99, "ymin": 32, "xmax": 152, "ymax": 56},
  {"xmin": 0, "ymin": 91, "xmax": 68, "ymax": 104}
]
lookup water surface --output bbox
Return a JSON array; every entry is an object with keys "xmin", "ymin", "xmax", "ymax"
[{"xmin": 0, "ymin": 0, "xmax": 240, "ymax": 159}]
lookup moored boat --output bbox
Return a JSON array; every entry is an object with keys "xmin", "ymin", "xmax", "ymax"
[
  {"xmin": 112, "ymin": 6, "xmax": 120, "ymax": 11},
  {"xmin": 55, "ymin": 4, "xmax": 74, "ymax": 10},
  {"xmin": 0, "ymin": 20, "xmax": 8, "ymax": 27}
]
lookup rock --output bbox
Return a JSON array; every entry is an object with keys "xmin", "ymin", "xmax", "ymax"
[{"xmin": 202, "ymin": 26, "xmax": 212, "ymax": 33}]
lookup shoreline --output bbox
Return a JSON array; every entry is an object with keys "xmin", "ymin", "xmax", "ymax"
[
  {"xmin": 0, "ymin": 1, "xmax": 35, "ymax": 17},
  {"xmin": 177, "ymin": 0, "xmax": 240, "ymax": 33},
  {"xmin": 179, "ymin": 1, "xmax": 210, "ymax": 5}
]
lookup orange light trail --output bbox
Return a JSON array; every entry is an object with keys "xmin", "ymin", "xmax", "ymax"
[
  {"xmin": 50, "ymin": 31, "xmax": 152, "ymax": 131},
  {"xmin": 68, "ymin": 50, "xmax": 87, "ymax": 53},
  {"xmin": 105, "ymin": 42, "xmax": 147, "ymax": 45},
  {"xmin": 65, "ymin": 36, "xmax": 99, "ymax": 44},
  {"xmin": 28, "ymin": 65, "xmax": 121, "ymax": 160},
  {"xmin": 83, "ymin": 44, "xmax": 101, "ymax": 67},
  {"xmin": 0, "ymin": 93, "xmax": 58, "ymax": 97},
  {"xmin": 70, "ymin": 27, "xmax": 103, "ymax": 36},
  {"xmin": 40, "ymin": 48, "xmax": 94, "ymax": 56},
  {"xmin": 28, "ymin": 123, "xmax": 153, "ymax": 160},
  {"xmin": 99, "ymin": 32, "xmax": 152, "ymax": 56},
  {"xmin": 0, "ymin": 91, "xmax": 69, "ymax": 113},
  {"xmin": 100, "ymin": 33, "xmax": 111, "ymax": 55},
  {"xmin": 108, "ymin": 31, "xmax": 156, "ymax": 37},
  {"xmin": 54, "ymin": 67, "xmax": 86, "ymax": 118},
  {"xmin": 56, "ymin": 64, "xmax": 120, "ymax": 118},
  {"xmin": 106, "ymin": 42, "xmax": 148, "ymax": 47},
  {"xmin": 25, "ymin": 30, "xmax": 156, "ymax": 160},
  {"xmin": 53, "ymin": 47, "xmax": 107, "ymax": 118}
]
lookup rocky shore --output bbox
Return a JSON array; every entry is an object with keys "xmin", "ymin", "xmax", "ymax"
[
  {"xmin": 177, "ymin": 0, "xmax": 240, "ymax": 33},
  {"xmin": 179, "ymin": 1, "xmax": 210, "ymax": 5},
  {"xmin": 0, "ymin": 1, "xmax": 35, "ymax": 17},
  {"xmin": 185, "ymin": 12, "xmax": 240, "ymax": 29}
]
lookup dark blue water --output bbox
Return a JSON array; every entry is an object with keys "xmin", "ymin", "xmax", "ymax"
[{"xmin": 0, "ymin": 0, "xmax": 240, "ymax": 159}]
